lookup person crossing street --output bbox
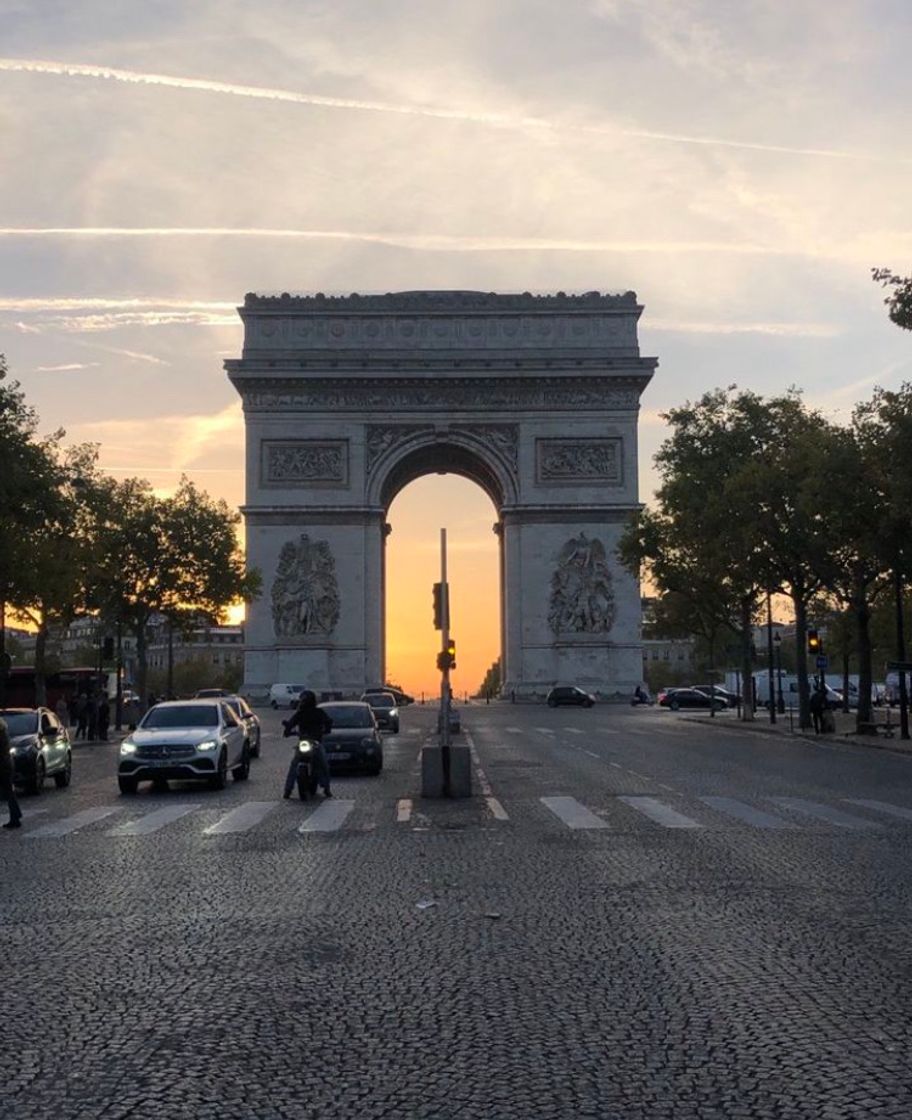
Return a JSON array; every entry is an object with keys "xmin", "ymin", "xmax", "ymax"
[{"xmin": 0, "ymin": 716, "xmax": 23, "ymax": 830}]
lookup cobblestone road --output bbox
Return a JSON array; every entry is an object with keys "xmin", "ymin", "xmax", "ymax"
[{"xmin": 3, "ymin": 703, "xmax": 912, "ymax": 1118}]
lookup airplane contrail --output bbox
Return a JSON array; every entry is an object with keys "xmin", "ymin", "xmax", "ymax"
[{"xmin": 0, "ymin": 57, "xmax": 905, "ymax": 163}]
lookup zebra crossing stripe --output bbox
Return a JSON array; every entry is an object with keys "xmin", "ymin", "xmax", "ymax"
[
  {"xmin": 618, "ymin": 796, "xmax": 702, "ymax": 829},
  {"xmin": 506, "ymin": 727, "xmax": 522, "ymax": 733},
  {"xmin": 699, "ymin": 796, "xmax": 792, "ymax": 829},
  {"xmin": 109, "ymin": 803, "xmax": 201, "ymax": 836},
  {"xmin": 534, "ymin": 727, "xmax": 555, "ymax": 735},
  {"xmin": 769, "ymin": 797, "xmax": 880, "ymax": 829},
  {"xmin": 540, "ymin": 796, "xmax": 609, "ymax": 830},
  {"xmin": 564, "ymin": 728, "xmax": 583, "ymax": 735},
  {"xmin": 299, "ymin": 799, "xmax": 355, "ymax": 833},
  {"xmin": 844, "ymin": 798, "xmax": 912, "ymax": 822},
  {"xmin": 205, "ymin": 801, "xmax": 278, "ymax": 835},
  {"xmin": 26, "ymin": 805, "xmax": 120, "ymax": 838}
]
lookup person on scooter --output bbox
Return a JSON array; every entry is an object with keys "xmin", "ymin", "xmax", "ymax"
[{"xmin": 282, "ymin": 691, "xmax": 333, "ymax": 799}]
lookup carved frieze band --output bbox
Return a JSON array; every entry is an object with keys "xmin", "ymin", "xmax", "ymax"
[
  {"xmin": 241, "ymin": 312, "xmax": 638, "ymax": 351},
  {"xmin": 536, "ymin": 438, "xmax": 622, "ymax": 484},
  {"xmin": 244, "ymin": 381, "xmax": 641, "ymax": 412},
  {"xmin": 365, "ymin": 424, "xmax": 519, "ymax": 475},
  {"xmin": 261, "ymin": 440, "xmax": 349, "ymax": 487}
]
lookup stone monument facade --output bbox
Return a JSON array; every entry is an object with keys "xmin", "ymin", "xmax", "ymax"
[{"xmin": 226, "ymin": 290, "xmax": 656, "ymax": 699}]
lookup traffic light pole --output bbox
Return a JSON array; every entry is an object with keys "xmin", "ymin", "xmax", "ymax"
[{"xmin": 439, "ymin": 528, "xmax": 451, "ymax": 797}]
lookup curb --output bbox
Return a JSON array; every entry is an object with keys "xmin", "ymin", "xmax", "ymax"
[{"xmin": 686, "ymin": 714, "xmax": 912, "ymax": 755}]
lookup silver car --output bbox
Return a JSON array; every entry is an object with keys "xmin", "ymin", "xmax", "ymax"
[
  {"xmin": 224, "ymin": 695, "xmax": 262, "ymax": 758},
  {"xmin": 118, "ymin": 700, "xmax": 251, "ymax": 794}
]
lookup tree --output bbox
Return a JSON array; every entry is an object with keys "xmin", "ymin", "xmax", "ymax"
[
  {"xmin": 94, "ymin": 476, "xmax": 260, "ymax": 701},
  {"xmin": 872, "ymin": 268, "xmax": 912, "ymax": 331}
]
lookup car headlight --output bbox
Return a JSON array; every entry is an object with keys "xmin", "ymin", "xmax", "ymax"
[
  {"xmin": 120, "ymin": 740, "xmax": 136, "ymax": 755},
  {"xmin": 361, "ymin": 738, "xmax": 376, "ymax": 750},
  {"xmin": 389, "ymin": 708, "xmax": 398, "ymax": 718},
  {"xmin": 298, "ymin": 740, "xmax": 314, "ymax": 754},
  {"xmin": 197, "ymin": 739, "xmax": 219, "ymax": 751}
]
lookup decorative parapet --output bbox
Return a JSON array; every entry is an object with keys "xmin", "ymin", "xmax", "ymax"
[{"xmin": 242, "ymin": 290, "xmax": 639, "ymax": 312}]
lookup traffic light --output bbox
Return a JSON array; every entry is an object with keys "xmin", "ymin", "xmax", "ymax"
[
  {"xmin": 432, "ymin": 582, "xmax": 449, "ymax": 630},
  {"xmin": 436, "ymin": 639, "xmax": 457, "ymax": 672},
  {"xmin": 447, "ymin": 638, "xmax": 456, "ymax": 671},
  {"xmin": 807, "ymin": 629, "xmax": 821, "ymax": 655}
]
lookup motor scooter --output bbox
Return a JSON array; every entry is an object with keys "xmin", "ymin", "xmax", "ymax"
[{"xmin": 295, "ymin": 739, "xmax": 320, "ymax": 800}]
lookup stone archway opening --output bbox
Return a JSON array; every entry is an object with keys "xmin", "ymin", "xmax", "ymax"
[{"xmin": 384, "ymin": 470, "xmax": 500, "ymax": 702}]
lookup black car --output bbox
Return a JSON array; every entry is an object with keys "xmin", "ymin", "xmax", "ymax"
[
  {"xmin": 659, "ymin": 688, "xmax": 726, "ymax": 711},
  {"xmin": 363, "ymin": 686, "xmax": 414, "ymax": 707},
  {"xmin": 2, "ymin": 707, "xmax": 72, "ymax": 794},
  {"xmin": 360, "ymin": 691, "xmax": 400, "ymax": 733},
  {"xmin": 689, "ymin": 685, "xmax": 739, "ymax": 708},
  {"xmin": 319, "ymin": 702, "xmax": 383, "ymax": 775},
  {"xmin": 546, "ymin": 686, "xmax": 595, "ymax": 708}
]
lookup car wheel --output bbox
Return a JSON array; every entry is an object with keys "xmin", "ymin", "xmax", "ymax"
[
  {"xmin": 118, "ymin": 776, "xmax": 138, "ymax": 795},
  {"xmin": 391, "ymin": 721, "xmax": 400, "ymax": 734},
  {"xmin": 370, "ymin": 759, "xmax": 383, "ymax": 775},
  {"xmin": 251, "ymin": 733, "xmax": 261, "ymax": 759},
  {"xmin": 297, "ymin": 770, "xmax": 311, "ymax": 800},
  {"xmin": 271, "ymin": 700, "xmax": 278, "ymax": 709},
  {"xmin": 210, "ymin": 750, "xmax": 228, "ymax": 790},
  {"xmin": 586, "ymin": 700, "xmax": 594, "ymax": 708},
  {"xmin": 54, "ymin": 755, "xmax": 72, "ymax": 789},
  {"xmin": 548, "ymin": 698, "xmax": 557, "ymax": 708},
  {"xmin": 670, "ymin": 699, "xmax": 680, "ymax": 711},
  {"xmin": 232, "ymin": 746, "xmax": 251, "ymax": 782},
  {"xmin": 27, "ymin": 757, "xmax": 46, "ymax": 796}
]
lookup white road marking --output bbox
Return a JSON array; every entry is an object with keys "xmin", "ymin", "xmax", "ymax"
[
  {"xmin": 467, "ymin": 736, "xmax": 509, "ymax": 821},
  {"xmin": 299, "ymin": 798, "xmax": 355, "ymax": 833},
  {"xmin": 844, "ymin": 798, "xmax": 912, "ymax": 821},
  {"xmin": 564, "ymin": 728, "xmax": 583, "ymax": 735},
  {"xmin": 699, "ymin": 796, "xmax": 792, "ymax": 830},
  {"xmin": 204, "ymin": 801, "xmax": 277, "ymax": 835},
  {"xmin": 582, "ymin": 749, "xmax": 600, "ymax": 759},
  {"xmin": 769, "ymin": 797, "xmax": 880, "ymax": 829},
  {"xmin": 486, "ymin": 797, "xmax": 510, "ymax": 821},
  {"xmin": 396, "ymin": 798, "xmax": 413, "ymax": 823},
  {"xmin": 108, "ymin": 803, "xmax": 201, "ymax": 836},
  {"xmin": 609, "ymin": 762, "xmax": 623, "ymax": 769},
  {"xmin": 540, "ymin": 796, "xmax": 609, "ymax": 830},
  {"xmin": 534, "ymin": 727, "xmax": 555, "ymax": 735},
  {"xmin": 26, "ymin": 805, "xmax": 120, "ymax": 837},
  {"xmin": 599, "ymin": 728, "xmax": 619, "ymax": 736},
  {"xmin": 618, "ymin": 796, "xmax": 702, "ymax": 829},
  {"xmin": 506, "ymin": 727, "xmax": 522, "ymax": 733}
]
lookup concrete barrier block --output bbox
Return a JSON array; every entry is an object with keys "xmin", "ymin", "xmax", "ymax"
[{"xmin": 421, "ymin": 744, "xmax": 472, "ymax": 798}]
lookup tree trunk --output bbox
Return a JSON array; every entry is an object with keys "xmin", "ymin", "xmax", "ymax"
[
  {"xmin": 34, "ymin": 623, "xmax": 48, "ymax": 707},
  {"xmin": 854, "ymin": 582, "xmax": 874, "ymax": 729},
  {"xmin": 793, "ymin": 594, "xmax": 812, "ymax": 730},
  {"xmin": 739, "ymin": 595, "xmax": 755, "ymax": 721}
]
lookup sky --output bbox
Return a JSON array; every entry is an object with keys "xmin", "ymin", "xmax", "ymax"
[{"xmin": 1, "ymin": 0, "xmax": 911, "ymax": 695}]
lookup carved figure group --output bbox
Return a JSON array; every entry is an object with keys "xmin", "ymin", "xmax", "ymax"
[
  {"xmin": 548, "ymin": 533, "xmax": 615, "ymax": 635},
  {"xmin": 271, "ymin": 535, "xmax": 340, "ymax": 638}
]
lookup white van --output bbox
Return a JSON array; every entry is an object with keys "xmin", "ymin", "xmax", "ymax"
[{"xmin": 269, "ymin": 683, "xmax": 306, "ymax": 709}]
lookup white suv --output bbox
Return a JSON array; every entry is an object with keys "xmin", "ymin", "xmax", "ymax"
[{"xmin": 269, "ymin": 683, "xmax": 306, "ymax": 709}]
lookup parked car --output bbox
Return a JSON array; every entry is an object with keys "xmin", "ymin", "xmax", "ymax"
[
  {"xmin": 659, "ymin": 688, "xmax": 726, "ymax": 711},
  {"xmin": 690, "ymin": 685, "xmax": 739, "ymax": 708},
  {"xmin": 194, "ymin": 688, "xmax": 234, "ymax": 699},
  {"xmin": 546, "ymin": 686, "xmax": 595, "ymax": 708},
  {"xmin": 269, "ymin": 683, "xmax": 306, "ymax": 709},
  {"xmin": 2, "ymin": 707, "xmax": 72, "ymax": 794},
  {"xmin": 360, "ymin": 691, "xmax": 400, "ymax": 733},
  {"xmin": 223, "ymin": 694, "xmax": 262, "ymax": 757},
  {"xmin": 117, "ymin": 700, "xmax": 251, "ymax": 794},
  {"xmin": 363, "ymin": 685, "xmax": 414, "ymax": 707},
  {"xmin": 318, "ymin": 701, "xmax": 383, "ymax": 775}
]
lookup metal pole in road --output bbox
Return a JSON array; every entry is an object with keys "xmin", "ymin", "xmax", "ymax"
[
  {"xmin": 895, "ymin": 568, "xmax": 909, "ymax": 741},
  {"xmin": 766, "ymin": 591, "xmax": 777, "ymax": 725},
  {"xmin": 439, "ymin": 528, "xmax": 451, "ymax": 796}
]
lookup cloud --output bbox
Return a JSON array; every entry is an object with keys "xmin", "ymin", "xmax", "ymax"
[
  {"xmin": 83, "ymin": 344, "xmax": 170, "ymax": 366},
  {"xmin": 1, "ymin": 56, "xmax": 905, "ymax": 163},
  {"xmin": 645, "ymin": 320, "xmax": 843, "ymax": 337},
  {"xmin": 35, "ymin": 362, "xmax": 100, "ymax": 371}
]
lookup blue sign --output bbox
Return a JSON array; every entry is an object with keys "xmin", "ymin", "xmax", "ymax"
[{"xmin": 816, "ymin": 654, "xmax": 829, "ymax": 670}]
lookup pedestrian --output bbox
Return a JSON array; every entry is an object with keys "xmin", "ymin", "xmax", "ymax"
[
  {"xmin": 0, "ymin": 716, "xmax": 23, "ymax": 830},
  {"xmin": 55, "ymin": 694, "xmax": 70, "ymax": 728},
  {"xmin": 97, "ymin": 693, "xmax": 110, "ymax": 741},
  {"xmin": 87, "ymin": 693, "xmax": 99, "ymax": 741},
  {"xmin": 282, "ymin": 691, "xmax": 333, "ymax": 799},
  {"xmin": 809, "ymin": 686, "xmax": 826, "ymax": 734},
  {"xmin": 75, "ymin": 692, "xmax": 88, "ymax": 740}
]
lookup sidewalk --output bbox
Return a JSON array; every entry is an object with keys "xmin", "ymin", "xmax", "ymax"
[{"xmin": 687, "ymin": 707, "xmax": 912, "ymax": 754}]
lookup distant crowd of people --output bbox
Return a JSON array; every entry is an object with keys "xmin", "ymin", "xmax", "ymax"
[{"xmin": 53, "ymin": 690, "xmax": 144, "ymax": 741}]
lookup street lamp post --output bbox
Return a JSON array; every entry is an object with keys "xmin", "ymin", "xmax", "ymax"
[
  {"xmin": 774, "ymin": 632, "xmax": 785, "ymax": 714},
  {"xmin": 766, "ymin": 591, "xmax": 777, "ymax": 725}
]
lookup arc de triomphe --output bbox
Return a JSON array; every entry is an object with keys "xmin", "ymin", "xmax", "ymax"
[{"xmin": 226, "ymin": 290, "xmax": 656, "ymax": 699}]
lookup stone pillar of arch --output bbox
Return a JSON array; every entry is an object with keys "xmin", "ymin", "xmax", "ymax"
[{"xmin": 226, "ymin": 290, "xmax": 656, "ymax": 700}]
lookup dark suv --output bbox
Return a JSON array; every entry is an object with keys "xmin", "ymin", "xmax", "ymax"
[
  {"xmin": 2, "ymin": 707, "xmax": 72, "ymax": 794},
  {"xmin": 546, "ymin": 686, "xmax": 596, "ymax": 708}
]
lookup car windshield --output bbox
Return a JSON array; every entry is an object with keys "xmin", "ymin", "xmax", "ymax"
[
  {"xmin": 1, "ymin": 711, "xmax": 39, "ymax": 736},
  {"xmin": 322, "ymin": 705, "xmax": 373, "ymax": 728},
  {"xmin": 365, "ymin": 695, "xmax": 394, "ymax": 707},
  {"xmin": 141, "ymin": 705, "xmax": 219, "ymax": 729}
]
